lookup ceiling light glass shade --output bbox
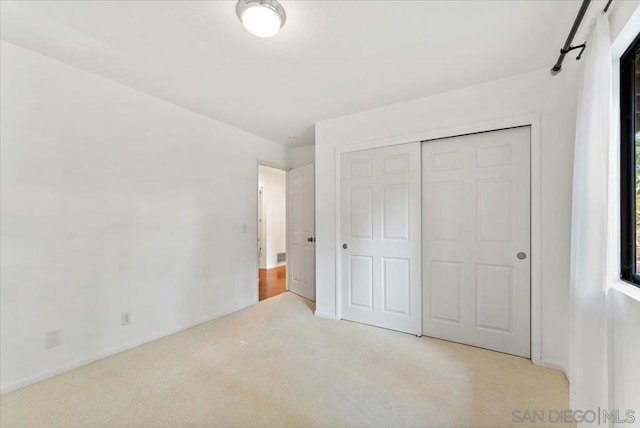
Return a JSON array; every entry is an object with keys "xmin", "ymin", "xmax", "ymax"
[{"xmin": 236, "ymin": 0, "xmax": 286, "ymax": 38}]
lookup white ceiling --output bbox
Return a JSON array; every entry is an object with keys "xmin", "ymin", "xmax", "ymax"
[{"xmin": 1, "ymin": 0, "xmax": 583, "ymax": 146}]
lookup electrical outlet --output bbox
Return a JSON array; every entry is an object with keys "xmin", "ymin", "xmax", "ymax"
[
  {"xmin": 45, "ymin": 330, "xmax": 60, "ymax": 349},
  {"xmin": 121, "ymin": 311, "xmax": 131, "ymax": 326}
]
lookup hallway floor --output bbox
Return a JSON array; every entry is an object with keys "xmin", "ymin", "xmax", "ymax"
[{"xmin": 258, "ymin": 266, "xmax": 286, "ymax": 301}]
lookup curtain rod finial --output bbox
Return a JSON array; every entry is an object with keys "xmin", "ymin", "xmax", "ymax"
[{"xmin": 550, "ymin": 66, "xmax": 562, "ymax": 76}]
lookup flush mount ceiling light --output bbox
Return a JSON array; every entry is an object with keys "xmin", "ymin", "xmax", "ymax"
[{"xmin": 236, "ymin": 0, "xmax": 286, "ymax": 38}]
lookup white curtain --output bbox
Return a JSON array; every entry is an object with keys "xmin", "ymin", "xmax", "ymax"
[{"xmin": 569, "ymin": 13, "xmax": 612, "ymax": 414}]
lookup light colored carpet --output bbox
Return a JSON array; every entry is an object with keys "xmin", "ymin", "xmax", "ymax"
[{"xmin": 0, "ymin": 292, "xmax": 571, "ymax": 427}]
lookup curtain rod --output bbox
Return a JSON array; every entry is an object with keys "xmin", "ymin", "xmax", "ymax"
[
  {"xmin": 550, "ymin": 0, "xmax": 615, "ymax": 76},
  {"xmin": 550, "ymin": 0, "xmax": 592, "ymax": 76},
  {"xmin": 604, "ymin": 0, "xmax": 613, "ymax": 13}
]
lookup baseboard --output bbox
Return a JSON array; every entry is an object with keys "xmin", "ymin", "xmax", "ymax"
[
  {"xmin": 314, "ymin": 310, "xmax": 338, "ymax": 320},
  {"xmin": 259, "ymin": 265, "xmax": 286, "ymax": 271},
  {"xmin": 260, "ymin": 264, "xmax": 286, "ymax": 271},
  {"xmin": 536, "ymin": 358, "xmax": 566, "ymax": 374},
  {"xmin": 0, "ymin": 301, "xmax": 253, "ymax": 395}
]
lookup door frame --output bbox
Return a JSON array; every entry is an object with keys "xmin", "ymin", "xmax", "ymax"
[
  {"xmin": 334, "ymin": 113, "xmax": 547, "ymax": 368},
  {"xmin": 256, "ymin": 161, "xmax": 290, "ymax": 303},
  {"xmin": 258, "ymin": 186, "xmax": 265, "ymax": 268}
]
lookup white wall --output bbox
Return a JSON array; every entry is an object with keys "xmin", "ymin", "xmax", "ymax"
[
  {"xmin": 608, "ymin": 288, "xmax": 640, "ymax": 420},
  {"xmin": 315, "ymin": 66, "xmax": 580, "ymax": 370},
  {"xmin": 0, "ymin": 41, "xmax": 289, "ymax": 392},
  {"xmin": 289, "ymin": 145, "xmax": 315, "ymax": 169},
  {"xmin": 609, "ymin": 0, "xmax": 640, "ymax": 43},
  {"xmin": 258, "ymin": 166, "xmax": 287, "ymax": 269}
]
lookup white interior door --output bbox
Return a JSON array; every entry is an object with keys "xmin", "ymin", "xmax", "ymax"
[
  {"xmin": 340, "ymin": 142, "xmax": 421, "ymax": 335},
  {"xmin": 422, "ymin": 126, "xmax": 531, "ymax": 357},
  {"xmin": 288, "ymin": 164, "xmax": 315, "ymax": 301}
]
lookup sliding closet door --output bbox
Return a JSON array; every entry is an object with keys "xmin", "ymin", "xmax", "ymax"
[
  {"xmin": 340, "ymin": 142, "xmax": 421, "ymax": 335},
  {"xmin": 422, "ymin": 127, "xmax": 531, "ymax": 357}
]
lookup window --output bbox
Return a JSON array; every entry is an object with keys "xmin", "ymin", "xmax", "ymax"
[{"xmin": 620, "ymin": 32, "xmax": 640, "ymax": 287}]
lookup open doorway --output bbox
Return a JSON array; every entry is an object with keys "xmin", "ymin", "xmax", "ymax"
[{"xmin": 258, "ymin": 165, "xmax": 287, "ymax": 301}]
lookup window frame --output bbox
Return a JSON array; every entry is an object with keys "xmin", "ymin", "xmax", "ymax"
[{"xmin": 620, "ymin": 32, "xmax": 640, "ymax": 287}]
